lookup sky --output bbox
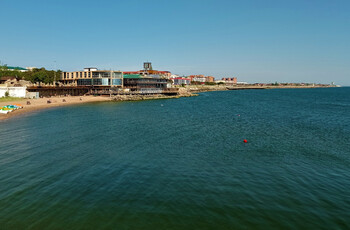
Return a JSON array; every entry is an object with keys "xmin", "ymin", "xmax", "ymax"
[{"xmin": 1, "ymin": 0, "xmax": 349, "ymax": 85}]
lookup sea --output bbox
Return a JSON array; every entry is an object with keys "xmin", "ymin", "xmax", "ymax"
[{"xmin": 0, "ymin": 87, "xmax": 349, "ymax": 229}]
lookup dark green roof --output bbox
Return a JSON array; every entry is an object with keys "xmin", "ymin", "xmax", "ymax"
[
  {"xmin": 123, "ymin": 74, "xmax": 141, "ymax": 79},
  {"xmin": 7, "ymin": 66, "xmax": 27, "ymax": 70}
]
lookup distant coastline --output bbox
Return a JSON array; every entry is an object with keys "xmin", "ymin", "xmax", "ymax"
[{"xmin": 183, "ymin": 83, "xmax": 338, "ymax": 93}]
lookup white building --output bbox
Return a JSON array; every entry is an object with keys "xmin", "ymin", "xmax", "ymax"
[{"xmin": 0, "ymin": 87, "xmax": 27, "ymax": 98}]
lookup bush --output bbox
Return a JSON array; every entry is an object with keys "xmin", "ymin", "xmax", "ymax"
[{"xmin": 5, "ymin": 91, "xmax": 9, "ymax": 97}]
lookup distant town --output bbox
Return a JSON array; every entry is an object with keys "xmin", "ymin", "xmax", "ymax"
[{"xmin": 0, "ymin": 62, "xmax": 336, "ymax": 99}]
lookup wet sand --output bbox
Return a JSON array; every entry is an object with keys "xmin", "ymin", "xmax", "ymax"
[{"xmin": 0, "ymin": 96, "xmax": 112, "ymax": 121}]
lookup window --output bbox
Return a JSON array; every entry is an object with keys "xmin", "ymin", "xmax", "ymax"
[{"xmin": 77, "ymin": 79, "xmax": 92, "ymax": 85}]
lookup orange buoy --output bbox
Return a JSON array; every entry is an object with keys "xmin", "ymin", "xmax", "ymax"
[{"xmin": 243, "ymin": 139, "xmax": 248, "ymax": 143}]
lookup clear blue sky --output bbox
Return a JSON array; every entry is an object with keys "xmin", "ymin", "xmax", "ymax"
[{"xmin": 1, "ymin": 0, "xmax": 349, "ymax": 85}]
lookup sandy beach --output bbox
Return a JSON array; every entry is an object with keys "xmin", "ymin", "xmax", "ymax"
[{"xmin": 0, "ymin": 95, "xmax": 112, "ymax": 121}]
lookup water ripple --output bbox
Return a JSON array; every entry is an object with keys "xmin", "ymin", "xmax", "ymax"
[{"xmin": 0, "ymin": 88, "xmax": 350, "ymax": 229}]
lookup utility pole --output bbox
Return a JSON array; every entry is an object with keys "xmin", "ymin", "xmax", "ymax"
[
  {"xmin": 122, "ymin": 71, "xmax": 124, "ymax": 89},
  {"xmin": 54, "ymin": 61, "xmax": 57, "ymax": 86},
  {"xmin": 110, "ymin": 70, "xmax": 113, "ymax": 97}
]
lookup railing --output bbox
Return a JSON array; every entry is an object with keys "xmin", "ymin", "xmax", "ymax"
[
  {"xmin": 124, "ymin": 81, "xmax": 167, "ymax": 84},
  {"xmin": 89, "ymin": 87, "xmax": 179, "ymax": 95}
]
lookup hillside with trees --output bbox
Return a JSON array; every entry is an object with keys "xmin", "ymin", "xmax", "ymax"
[{"xmin": 0, "ymin": 65, "xmax": 61, "ymax": 84}]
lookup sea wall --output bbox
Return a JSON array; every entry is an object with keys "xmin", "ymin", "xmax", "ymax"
[{"xmin": 112, "ymin": 94, "xmax": 181, "ymax": 101}]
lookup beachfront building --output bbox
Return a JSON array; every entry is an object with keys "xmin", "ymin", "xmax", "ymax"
[
  {"xmin": 207, "ymin": 76, "xmax": 215, "ymax": 82},
  {"xmin": 222, "ymin": 77, "xmax": 237, "ymax": 83},
  {"xmin": 189, "ymin": 75, "xmax": 206, "ymax": 84},
  {"xmin": 61, "ymin": 68, "xmax": 123, "ymax": 87},
  {"xmin": 59, "ymin": 63, "xmax": 177, "ymax": 95},
  {"xmin": 218, "ymin": 77, "xmax": 237, "ymax": 85},
  {"xmin": 123, "ymin": 74, "xmax": 169, "ymax": 93},
  {"xmin": 122, "ymin": 62, "xmax": 173, "ymax": 93},
  {"xmin": 170, "ymin": 75, "xmax": 191, "ymax": 85},
  {"xmin": 189, "ymin": 75, "xmax": 216, "ymax": 84},
  {"xmin": 123, "ymin": 62, "xmax": 171, "ymax": 78}
]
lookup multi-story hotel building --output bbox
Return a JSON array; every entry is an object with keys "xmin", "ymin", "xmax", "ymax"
[
  {"xmin": 61, "ymin": 68, "xmax": 123, "ymax": 87},
  {"xmin": 222, "ymin": 77, "xmax": 237, "ymax": 84},
  {"xmin": 60, "ymin": 63, "xmax": 176, "ymax": 95}
]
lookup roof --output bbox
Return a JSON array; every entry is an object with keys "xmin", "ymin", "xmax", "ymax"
[
  {"xmin": 0, "ymin": 76, "xmax": 17, "ymax": 81},
  {"xmin": 123, "ymin": 74, "xmax": 141, "ymax": 79},
  {"xmin": 7, "ymin": 66, "xmax": 27, "ymax": 70}
]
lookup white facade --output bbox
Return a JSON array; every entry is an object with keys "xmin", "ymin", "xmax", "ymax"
[
  {"xmin": 84, "ymin": 67, "xmax": 98, "ymax": 72},
  {"xmin": 0, "ymin": 87, "xmax": 27, "ymax": 98},
  {"xmin": 192, "ymin": 77, "xmax": 206, "ymax": 83}
]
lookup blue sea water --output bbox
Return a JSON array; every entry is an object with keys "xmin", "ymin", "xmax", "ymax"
[{"xmin": 0, "ymin": 87, "xmax": 349, "ymax": 229}]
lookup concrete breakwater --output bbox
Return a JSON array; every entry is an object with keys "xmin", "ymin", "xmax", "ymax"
[
  {"xmin": 184, "ymin": 85, "xmax": 268, "ymax": 93},
  {"xmin": 112, "ymin": 94, "xmax": 180, "ymax": 101},
  {"xmin": 112, "ymin": 92, "xmax": 197, "ymax": 102}
]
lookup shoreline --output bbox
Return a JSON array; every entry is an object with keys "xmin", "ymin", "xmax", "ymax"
[
  {"xmin": 0, "ymin": 85, "xmax": 337, "ymax": 121},
  {"xmin": 0, "ymin": 94, "xmax": 197, "ymax": 121},
  {"xmin": 0, "ymin": 96, "xmax": 113, "ymax": 121}
]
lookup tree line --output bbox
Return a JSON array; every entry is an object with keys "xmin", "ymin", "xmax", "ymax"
[{"xmin": 0, "ymin": 65, "xmax": 61, "ymax": 84}]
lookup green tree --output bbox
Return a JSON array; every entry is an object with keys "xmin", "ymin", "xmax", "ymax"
[
  {"xmin": 0, "ymin": 64, "xmax": 60, "ymax": 84},
  {"xmin": 22, "ymin": 67, "xmax": 61, "ymax": 84}
]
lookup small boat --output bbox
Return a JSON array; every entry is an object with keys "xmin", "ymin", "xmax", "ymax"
[
  {"xmin": 13, "ymin": 104, "xmax": 23, "ymax": 108},
  {"xmin": 4, "ymin": 105, "xmax": 17, "ymax": 109},
  {"xmin": 0, "ymin": 104, "xmax": 23, "ymax": 114},
  {"xmin": 0, "ymin": 110, "xmax": 9, "ymax": 114}
]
